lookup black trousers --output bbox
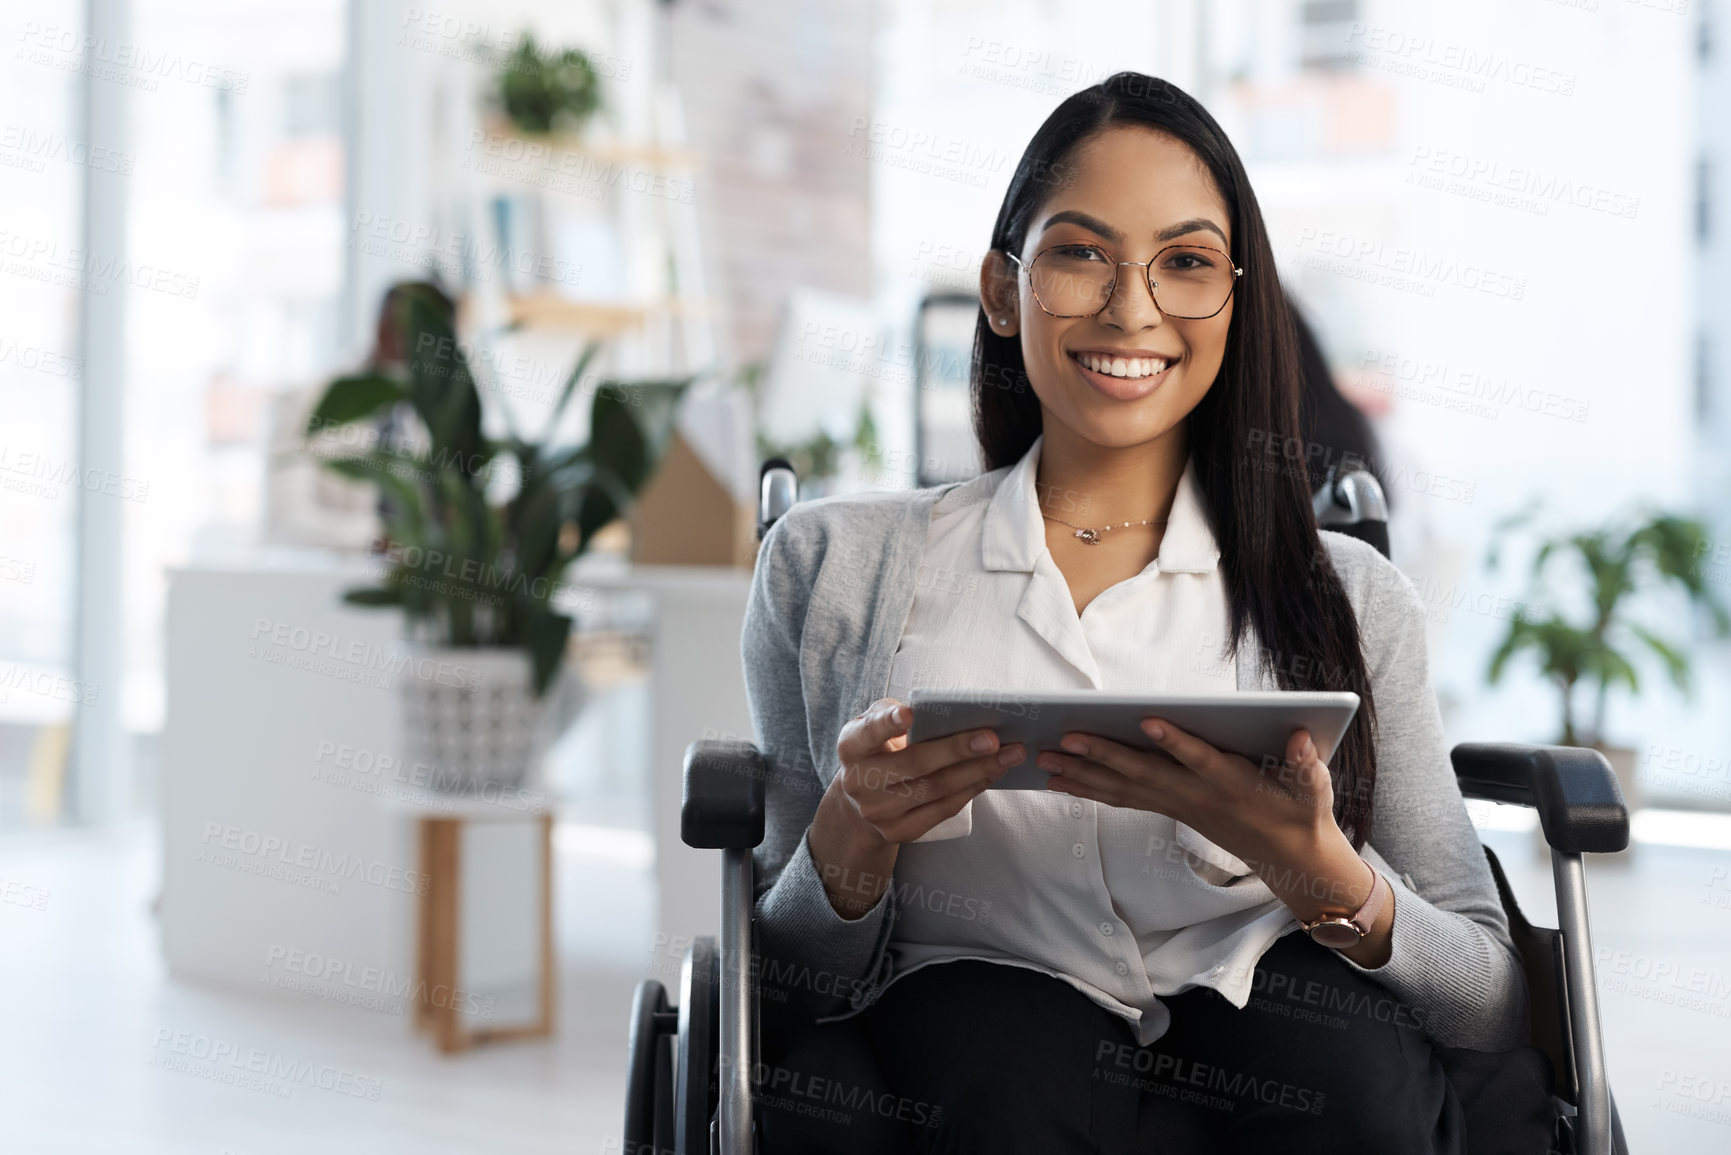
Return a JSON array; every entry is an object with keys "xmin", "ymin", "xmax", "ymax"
[{"xmin": 756, "ymin": 932, "xmax": 1555, "ymax": 1154}]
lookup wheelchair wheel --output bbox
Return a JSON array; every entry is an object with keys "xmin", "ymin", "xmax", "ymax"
[
  {"xmin": 655, "ymin": 1033, "xmax": 676, "ymax": 1152},
  {"xmin": 624, "ymin": 978, "xmax": 678, "ymax": 1151},
  {"xmin": 676, "ymin": 936, "xmax": 720, "ymax": 1155},
  {"xmin": 1552, "ymin": 1092, "xmax": 1630, "ymax": 1155}
]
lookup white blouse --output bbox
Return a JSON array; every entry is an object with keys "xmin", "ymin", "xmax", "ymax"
[{"xmin": 882, "ymin": 432, "xmax": 1299, "ymax": 1046}]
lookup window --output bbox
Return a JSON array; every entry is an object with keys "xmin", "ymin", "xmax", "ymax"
[
  {"xmin": 1699, "ymin": 156, "xmax": 1712, "ymax": 245},
  {"xmin": 0, "ymin": 2, "xmax": 86, "ymax": 829},
  {"xmin": 1298, "ymin": 0, "xmax": 1361, "ymax": 72},
  {"xmin": 119, "ymin": 0, "xmax": 349, "ymax": 809},
  {"xmin": 1698, "ymin": 332, "xmax": 1713, "ymax": 425}
]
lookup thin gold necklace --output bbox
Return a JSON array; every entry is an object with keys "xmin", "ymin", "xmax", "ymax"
[{"xmin": 1041, "ymin": 511, "xmax": 1168, "ymax": 545}]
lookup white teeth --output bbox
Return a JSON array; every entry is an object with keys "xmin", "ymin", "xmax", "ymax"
[{"xmin": 1075, "ymin": 352, "xmax": 1170, "ymax": 378}]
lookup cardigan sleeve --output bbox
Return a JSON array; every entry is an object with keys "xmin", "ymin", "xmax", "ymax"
[
  {"xmin": 741, "ymin": 510, "xmax": 899, "ymax": 1021},
  {"xmin": 1324, "ymin": 536, "xmax": 1532, "ymax": 1053}
]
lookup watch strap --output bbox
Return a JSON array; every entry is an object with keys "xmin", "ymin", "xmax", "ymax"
[
  {"xmin": 1349, "ymin": 859, "xmax": 1389, "ymax": 935},
  {"xmin": 1301, "ymin": 857, "xmax": 1388, "ymax": 944}
]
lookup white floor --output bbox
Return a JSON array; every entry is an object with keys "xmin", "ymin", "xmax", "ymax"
[
  {"xmin": 4, "ymin": 814, "xmax": 1730, "ymax": 1152},
  {"xmin": 2, "ymin": 816, "xmax": 652, "ymax": 1155}
]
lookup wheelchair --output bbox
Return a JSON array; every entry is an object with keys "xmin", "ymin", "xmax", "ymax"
[{"xmin": 624, "ymin": 458, "xmax": 1633, "ymax": 1155}]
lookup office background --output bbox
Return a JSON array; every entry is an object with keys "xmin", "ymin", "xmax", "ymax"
[{"xmin": 3, "ymin": 0, "xmax": 1730, "ymax": 1151}]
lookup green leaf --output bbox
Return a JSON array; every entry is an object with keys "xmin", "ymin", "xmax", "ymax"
[
  {"xmin": 1635, "ymin": 515, "xmax": 1731, "ymax": 634},
  {"xmin": 1628, "ymin": 622, "xmax": 1690, "ymax": 692},
  {"xmin": 1487, "ymin": 617, "xmax": 1538, "ymax": 685},
  {"xmin": 591, "ymin": 378, "xmax": 689, "ymax": 487},
  {"xmin": 322, "ymin": 452, "xmax": 431, "ymax": 546},
  {"xmin": 306, "ymin": 373, "xmax": 404, "ymax": 436},
  {"xmin": 1485, "ymin": 498, "xmax": 1543, "ymax": 571},
  {"xmin": 521, "ymin": 606, "xmax": 574, "ymax": 697},
  {"xmin": 1594, "ymin": 647, "xmax": 1640, "ymax": 694},
  {"xmin": 496, "ymin": 31, "xmax": 600, "ymax": 135},
  {"xmin": 398, "ymin": 286, "xmax": 486, "ymax": 476},
  {"xmin": 342, "ymin": 587, "xmax": 403, "ymax": 607},
  {"xmin": 543, "ymin": 341, "xmax": 603, "ymax": 443}
]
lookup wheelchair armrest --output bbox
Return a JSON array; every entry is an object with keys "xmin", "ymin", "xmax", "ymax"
[
  {"xmin": 681, "ymin": 740, "xmax": 767, "ymax": 850},
  {"xmin": 1451, "ymin": 743, "xmax": 1630, "ymax": 854}
]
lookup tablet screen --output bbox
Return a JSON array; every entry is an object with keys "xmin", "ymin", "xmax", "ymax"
[{"xmin": 906, "ymin": 689, "xmax": 1360, "ymax": 790}]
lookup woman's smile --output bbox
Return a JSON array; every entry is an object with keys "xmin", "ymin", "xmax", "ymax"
[{"xmin": 1068, "ymin": 347, "xmax": 1181, "ymax": 402}]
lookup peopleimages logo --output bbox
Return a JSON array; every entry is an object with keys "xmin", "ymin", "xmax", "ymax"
[
  {"xmin": 247, "ymin": 618, "xmax": 481, "ymax": 690},
  {"xmin": 0, "ymin": 228, "xmax": 200, "ymax": 299},
  {"xmin": 0, "ymin": 443, "xmax": 149, "ymax": 502},
  {"xmin": 17, "ymin": 22, "xmax": 251, "ymax": 94},
  {"xmin": 198, "ymin": 822, "xmax": 428, "ymax": 896},
  {"xmin": 347, "ymin": 212, "xmax": 582, "ymax": 288},
  {"xmin": 0, "ymin": 663, "xmax": 99, "ymax": 707},
  {"xmin": 262, "ymin": 944, "xmax": 495, "ymax": 1019},
  {"xmin": 312, "ymin": 741, "xmax": 546, "ymax": 813},
  {"xmin": 0, "ymin": 124, "xmax": 135, "ymax": 174},
  {"xmin": 149, "ymin": 1029, "xmax": 381, "ymax": 1101},
  {"xmin": 1292, "ymin": 228, "xmax": 1527, "ymax": 301}
]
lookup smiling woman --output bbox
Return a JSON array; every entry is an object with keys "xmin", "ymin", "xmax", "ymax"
[{"xmin": 745, "ymin": 71, "xmax": 1554, "ymax": 1155}]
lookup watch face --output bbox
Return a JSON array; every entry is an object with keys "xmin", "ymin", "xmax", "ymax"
[{"xmin": 1307, "ymin": 920, "xmax": 1362, "ymax": 950}]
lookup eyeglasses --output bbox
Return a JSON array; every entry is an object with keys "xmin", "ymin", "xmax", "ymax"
[{"xmin": 1004, "ymin": 242, "xmax": 1244, "ymax": 320}]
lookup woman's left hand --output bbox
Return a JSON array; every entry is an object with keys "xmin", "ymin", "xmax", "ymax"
[
  {"xmin": 1038, "ymin": 718, "xmax": 1392, "ymax": 964},
  {"xmin": 1037, "ymin": 719, "xmax": 1340, "ymax": 891}
]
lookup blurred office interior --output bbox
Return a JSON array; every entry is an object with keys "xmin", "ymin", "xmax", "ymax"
[{"xmin": 3, "ymin": 0, "xmax": 1731, "ymax": 1150}]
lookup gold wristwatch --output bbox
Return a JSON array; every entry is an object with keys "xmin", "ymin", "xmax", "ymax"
[{"xmin": 1299, "ymin": 858, "xmax": 1389, "ymax": 949}]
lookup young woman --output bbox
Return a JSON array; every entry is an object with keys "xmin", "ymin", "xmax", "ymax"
[{"xmin": 740, "ymin": 72, "xmax": 1551, "ymax": 1153}]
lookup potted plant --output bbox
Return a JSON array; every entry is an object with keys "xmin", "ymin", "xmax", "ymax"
[
  {"xmin": 304, "ymin": 281, "xmax": 692, "ymax": 790},
  {"xmin": 490, "ymin": 31, "xmax": 603, "ymax": 138},
  {"xmin": 1485, "ymin": 503, "xmax": 1731, "ymax": 814}
]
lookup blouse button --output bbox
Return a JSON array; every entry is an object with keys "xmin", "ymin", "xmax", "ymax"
[
  {"xmin": 1069, "ymin": 801, "xmax": 1083, "ymax": 818},
  {"xmin": 1099, "ymin": 922, "xmax": 1115, "ymax": 936},
  {"xmin": 1115, "ymin": 961, "xmax": 1130, "ymax": 977},
  {"xmin": 1072, "ymin": 842, "xmax": 1085, "ymax": 859}
]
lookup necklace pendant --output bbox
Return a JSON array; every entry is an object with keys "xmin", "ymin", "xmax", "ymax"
[{"xmin": 1075, "ymin": 528, "xmax": 1101, "ymax": 544}]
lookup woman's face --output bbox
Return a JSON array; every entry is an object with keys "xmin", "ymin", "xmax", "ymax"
[{"xmin": 983, "ymin": 125, "xmax": 1236, "ymax": 451}]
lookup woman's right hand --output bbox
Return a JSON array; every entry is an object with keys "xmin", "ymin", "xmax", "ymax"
[
  {"xmin": 829, "ymin": 698, "xmax": 1025, "ymax": 846},
  {"xmin": 807, "ymin": 698, "xmax": 1023, "ymax": 919}
]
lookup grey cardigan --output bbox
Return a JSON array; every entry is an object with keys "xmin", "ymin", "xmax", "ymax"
[{"xmin": 740, "ymin": 479, "xmax": 1530, "ymax": 1053}]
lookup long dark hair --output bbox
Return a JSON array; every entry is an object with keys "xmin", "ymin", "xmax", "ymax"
[
  {"xmin": 1289, "ymin": 292, "xmax": 1392, "ymax": 507},
  {"xmin": 971, "ymin": 72, "xmax": 1378, "ymax": 848}
]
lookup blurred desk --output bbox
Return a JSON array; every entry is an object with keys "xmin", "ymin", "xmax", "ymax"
[
  {"xmin": 161, "ymin": 557, "xmax": 418, "ymax": 1002},
  {"xmin": 565, "ymin": 560, "xmax": 754, "ymax": 943},
  {"xmin": 160, "ymin": 554, "xmax": 753, "ymax": 1013}
]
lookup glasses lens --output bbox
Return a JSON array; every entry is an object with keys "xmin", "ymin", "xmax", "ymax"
[
  {"xmin": 1027, "ymin": 246, "xmax": 1116, "ymax": 317},
  {"xmin": 1150, "ymin": 246, "xmax": 1235, "ymax": 319},
  {"xmin": 1025, "ymin": 244, "xmax": 1237, "ymax": 318}
]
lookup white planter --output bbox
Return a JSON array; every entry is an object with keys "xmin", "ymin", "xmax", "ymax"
[{"xmin": 398, "ymin": 645, "xmax": 587, "ymax": 793}]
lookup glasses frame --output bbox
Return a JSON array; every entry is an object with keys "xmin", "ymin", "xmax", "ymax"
[{"xmin": 1004, "ymin": 242, "xmax": 1245, "ymax": 320}]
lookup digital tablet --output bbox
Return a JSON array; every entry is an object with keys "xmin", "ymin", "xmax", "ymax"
[{"xmin": 905, "ymin": 689, "xmax": 1360, "ymax": 790}]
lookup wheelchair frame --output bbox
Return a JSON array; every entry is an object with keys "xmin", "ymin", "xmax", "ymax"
[{"xmin": 624, "ymin": 461, "xmax": 1632, "ymax": 1155}]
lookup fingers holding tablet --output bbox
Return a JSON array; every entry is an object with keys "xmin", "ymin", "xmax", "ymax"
[
  {"xmin": 832, "ymin": 698, "xmax": 1025, "ymax": 845},
  {"xmin": 1036, "ymin": 727, "xmax": 1194, "ymax": 812}
]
